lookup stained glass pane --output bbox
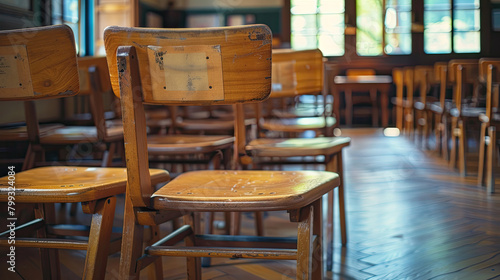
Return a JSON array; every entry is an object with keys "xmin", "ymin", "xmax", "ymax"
[
  {"xmin": 291, "ymin": 0, "xmax": 318, "ymax": 14},
  {"xmin": 454, "ymin": 31, "xmax": 480, "ymax": 53},
  {"xmin": 454, "ymin": 10, "xmax": 480, "ymax": 31},
  {"xmin": 318, "ymin": 0, "xmax": 344, "ymax": 13},
  {"xmin": 424, "ymin": 10, "xmax": 452, "ymax": 32},
  {"xmin": 291, "ymin": 15, "xmax": 317, "ymax": 34},
  {"xmin": 318, "ymin": 33, "xmax": 344, "ymax": 56},
  {"xmin": 424, "ymin": 31, "xmax": 451, "ymax": 53},
  {"xmin": 291, "ymin": 34, "xmax": 318, "ymax": 50},
  {"xmin": 357, "ymin": 0, "xmax": 383, "ymax": 56},
  {"xmin": 385, "ymin": 33, "xmax": 411, "ymax": 54},
  {"xmin": 319, "ymin": 14, "xmax": 344, "ymax": 33}
]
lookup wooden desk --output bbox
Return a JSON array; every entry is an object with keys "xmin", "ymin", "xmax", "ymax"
[{"xmin": 332, "ymin": 75, "xmax": 392, "ymax": 127}]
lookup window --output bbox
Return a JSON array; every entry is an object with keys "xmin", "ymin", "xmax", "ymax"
[
  {"xmin": 385, "ymin": 0, "xmax": 412, "ymax": 55},
  {"xmin": 290, "ymin": 0, "xmax": 345, "ymax": 56},
  {"xmin": 424, "ymin": 0, "xmax": 480, "ymax": 54},
  {"xmin": 356, "ymin": 0, "xmax": 383, "ymax": 56},
  {"xmin": 52, "ymin": 0, "xmax": 86, "ymax": 55}
]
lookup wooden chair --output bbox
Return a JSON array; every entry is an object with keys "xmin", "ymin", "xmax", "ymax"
[
  {"xmin": 259, "ymin": 49, "xmax": 336, "ymax": 138},
  {"xmin": 245, "ymin": 49, "xmax": 351, "ymax": 271},
  {"xmin": 344, "ymin": 69, "xmax": 379, "ymax": 126},
  {"xmin": 413, "ymin": 66, "xmax": 435, "ymax": 148},
  {"xmin": 0, "ymin": 24, "xmax": 170, "ymax": 280},
  {"xmin": 22, "ymin": 55, "xmax": 125, "ymax": 169},
  {"xmin": 448, "ymin": 59, "xmax": 482, "ymax": 176},
  {"xmin": 392, "ymin": 67, "xmax": 415, "ymax": 135},
  {"xmin": 62, "ymin": 56, "xmax": 120, "ymax": 126},
  {"xmin": 427, "ymin": 62, "xmax": 452, "ymax": 158},
  {"xmin": 477, "ymin": 58, "xmax": 500, "ymax": 192},
  {"xmin": 104, "ymin": 24, "xmax": 340, "ymax": 279}
]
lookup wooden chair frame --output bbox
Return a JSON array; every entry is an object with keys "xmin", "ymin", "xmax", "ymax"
[
  {"xmin": 0, "ymin": 24, "xmax": 169, "ymax": 280},
  {"xmin": 105, "ymin": 25, "xmax": 339, "ymax": 279}
]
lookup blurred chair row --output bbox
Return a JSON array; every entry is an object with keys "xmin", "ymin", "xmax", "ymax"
[
  {"xmin": 392, "ymin": 58, "xmax": 500, "ymax": 194},
  {"xmin": 0, "ymin": 24, "xmax": 350, "ymax": 279}
]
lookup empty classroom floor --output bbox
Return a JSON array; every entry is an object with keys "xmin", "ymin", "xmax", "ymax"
[{"xmin": 2, "ymin": 127, "xmax": 500, "ymax": 279}]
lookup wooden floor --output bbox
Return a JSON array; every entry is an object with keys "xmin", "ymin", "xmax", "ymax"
[{"xmin": 2, "ymin": 128, "xmax": 500, "ymax": 279}]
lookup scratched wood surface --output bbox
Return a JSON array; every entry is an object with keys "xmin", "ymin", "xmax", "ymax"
[{"xmin": 2, "ymin": 128, "xmax": 500, "ymax": 279}]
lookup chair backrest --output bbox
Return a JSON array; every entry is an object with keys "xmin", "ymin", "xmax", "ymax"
[
  {"xmin": 0, "ymin": 25, "xmax": 79, "ymax": 101},
  {"xmin": 77, "ymin": 56, "xmax": 115, "ymax": 140},
  {"xmin": 432, "ymin": 62, "xmax": 449, "ymax": 109},
  {"xmin": 403, "ymin": 67, "xmax": 415, "ymax": 104},
  {"xmin": 104, "ymin": 25, "xmax": 272, "ymax": 207},
  {"xmin": 104, "ymin": 25, "xmax": 272, "ymax": 106},
  {"xmin": 448, "ymin": 59, "xmax": 479, "ymax": 112},
  {"xmin": 479, "ymin": 58, "xmax": 500, "ymax": 120},
  {"xmin": 414, "ymin": 66, "xmax": 433, "ymax": 104},
  {"xmin": 393, "ymin": 67, "xmax": 404, "ymax": 103},
  {"xmin": 270, "ymin": 49, "xmax": 323, "ymax": 98},
  {"xmin": 346, "ymin": 69, "xmax": 375, "ymax": 77}
]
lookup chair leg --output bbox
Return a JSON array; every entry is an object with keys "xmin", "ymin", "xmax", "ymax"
[
  {"xmin": 345, "ymin": 90, "xmax": 353, "ymax": 126},
  {"xmin": 478, "ymin": 123, "xmax": 487, "ymax": 186},
  {"xmin": 296, "ymin": 205, "xmax": 313, "ymax": 280},
  {"xmin": 255, "ymin": 211, "xmax": 264, "ymax": 236},
  {"xmin": 83, "ymin": 197, "xmax": 116, "ymax": 280},
  {"xmin": 146, "ymin": 225, "xmax": 164, "ymax": 280},
  {"xmin": 487, "ymin": 126, "xmax": 496, "ymax": 193},
  {"xmin": 449, "ymin": 117, "xmax": 458, "ymax": 169},
  {"xmin": 396, "ymin": 105, "xmax": 403, "ymax": 131},
  {"xmin": 312, "ymin": 199, "xmax": 323, "ymax": 280},
  {"xmin": 119, "ymin": 193, "xmax": 145, "ymax": 280},
  {"xmin": 442, "ymin": 115, "xmax": 449, "ymax": 161},
  {"xmin": 35, "ymin": 203, "xmax": 60, "ymax": 280},
  {"xmin": 184, "ymin": 213, "xmax": 202, "ymax": 280},
  {"xmin": 101, "ymin": 142, "xmax": 117, "ymax": 167},
  {"xmin": 370, "ymin": 89, "xmax": 378, "ymax": 127},
  {"xmin": 458, "ymin": 120, "xmax": 467, "ymax": 176}
]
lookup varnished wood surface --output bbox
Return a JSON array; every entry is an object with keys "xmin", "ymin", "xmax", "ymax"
[
  {"xmin": 260, "ymin": 116, "xmax": 336, "ymax": 132},
  {"xmin": 4, "ymin": 128, "xmax": 500, "ymax": 279},
  {"xmin": 246, "ymin": 137, "xmax": 351, "ymax": 157},
  {"xmin": 176, "ymin": 118, "xmax": 256, "ymax": 131},
  {"xmin": 0, "ymin": 25, "xmax": 79, "ymax": 100},
  {"xmin": 147, "ymin": 134, "xmax": 234, "ymax": 154},
  {"xmin": 104, "ymin": 25, "xmax": 272, "ymax": 105},
  {"xmin": 39, "ymin": 125, "xmax": 123, "ymax": 144},
  {"xmin": 152, "ymin": 170, "xmax": 339, "ymax": 211},
  {"xmin": 0, "ymin": 166, "xmax": 169, "ymax": 203},
  {"xmin": 0, "ymin": 124, "xmax": 63, "ymax": 142}
]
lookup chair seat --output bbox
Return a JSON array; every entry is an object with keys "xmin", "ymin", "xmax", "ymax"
[
  {"xmin": 0, "ymin": 124, "xmax": 63, "ymax": 142},
  {"xmin": 176, "ymin": 118, "xmax": 255, "ymax": 131},
  {"xmin": 391, "ymin": 97, "xmax": 413, "ymax": 108},
  {"xmin": 246, "ymin": 137, "xmax": 351, "ymax": 157},
  {"xmin": 0, "ymin": 166, "xmax": 169, "ymax": 203},
  {"xmin": 62, "ymin": 111, "xmax": 116, "ymax": 125},
  {"xmin": 260, "ymin": 116, "xmax": 336, "ymax": 132},
  {"xmin": 152, "ymin": 170, "xmax": 339, "ymax": 212},
  {"xmin": 147, "ymin": 134, "xmax": 234, "ymax": 155},
  {"xmin": 450, "ymin": 107, "xmax": 486, "ymax": 118},
  {"xmin": 40, "ymin": 125, "xmax": 124, "ymax": 144},
  {"xmin": 272, "ymin": 107, "xmax": 324, "ymax": 118},
  {"xmin": 427, "ymin": 100, "xmax": 454, "ymax": 114}
]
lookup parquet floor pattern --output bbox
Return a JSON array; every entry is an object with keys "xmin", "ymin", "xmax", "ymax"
[{"xmin": 2, "ymin": 128, "xmax": 500, "ymax": 279}]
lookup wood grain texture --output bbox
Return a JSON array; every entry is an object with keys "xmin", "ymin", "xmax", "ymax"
[
  {"xmin": 104, "ymin": 25, "xmax": 272, "ymax": 105},
  {"xmin": 147, "ymin": 134, "xmax": 234, "ymax": 155},
  {"xmin": 0, "ymin": 25, "xmax": 79, "ymax": 100},
  {"xmin": 246, "ymin": 137, "xmax": 350, "ymax": 157},
  {"xmin": 0, "ymin": 166, "xmax": 169, "ymax": 203},
  {"xmin": 270, "ymin": 49, "xmax": 323, "ymax": 98},
  {"xmin": 152, "ymin": 170, "xmax": 339, "ymax": 211}
]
